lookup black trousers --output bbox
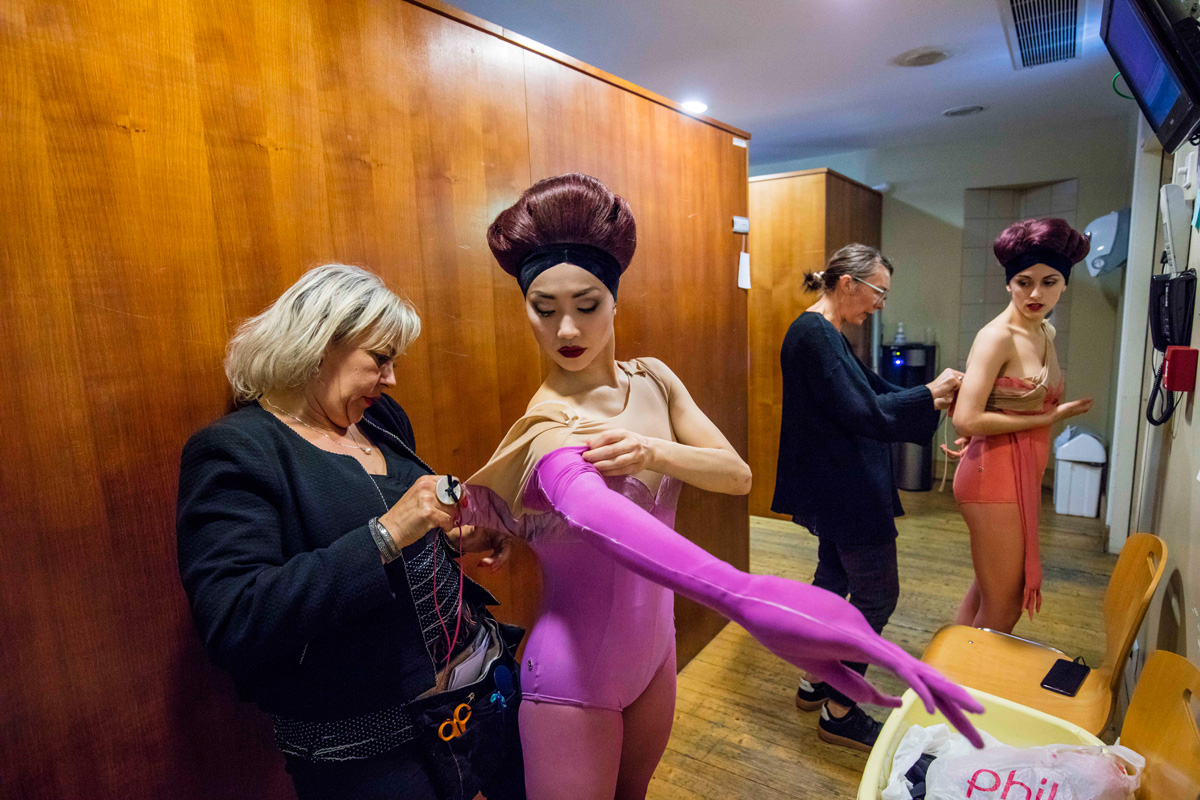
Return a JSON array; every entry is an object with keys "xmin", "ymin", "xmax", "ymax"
[
  {"xmin": 810, "ymin": 536, "xmax": 900, "ymax": 708},
  {"xmin": 285, "ymin": 743, "xmax": 440, "ymax": 800},
  {"xmin": 285, "ymin": 724, "xmax": 526, "ymax": 800}
]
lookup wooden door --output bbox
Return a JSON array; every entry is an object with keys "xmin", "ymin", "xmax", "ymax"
[{"xmin": 746, "ymin": 169, "xmax": 881, "ymax": 519}]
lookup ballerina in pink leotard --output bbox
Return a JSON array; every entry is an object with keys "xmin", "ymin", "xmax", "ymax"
[{"xmin": 459, "ymin": 173, "xmax": 983, "ymax": 799}]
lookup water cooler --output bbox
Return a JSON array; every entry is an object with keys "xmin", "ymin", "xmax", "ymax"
[{"xmin": 879, "ymin": 343, "xmax": 936, "ymax": 491}]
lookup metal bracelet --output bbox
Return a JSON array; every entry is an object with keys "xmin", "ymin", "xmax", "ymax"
[{"xmin": 370, "ymin": 517, "xmax": 403, "ymax": 563}]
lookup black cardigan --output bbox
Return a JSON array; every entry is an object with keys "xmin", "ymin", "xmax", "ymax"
[
  {"xmin": 176, "ymin": 395, "xmax": 494, "ymax": 721},
  {"xmin": 771, "ymin": 313, "xmax": 940, "ymax": 545}
]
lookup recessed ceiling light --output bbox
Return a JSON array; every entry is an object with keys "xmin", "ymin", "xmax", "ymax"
[
  {"xmin": 895, "ymin": 47, "xmax": 952, "ymax": 67},
  {"xmin": 942, "ymin": 105, "xmax": 986, "ymax": 117},
  {"xmin": 681, "ymin": 100, "xmax": 708, "ymax": 115}
]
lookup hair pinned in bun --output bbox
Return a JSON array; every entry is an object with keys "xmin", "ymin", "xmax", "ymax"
[
  {"xmin": 993, "ymin": 217, "xmax": 1089, "ymax": 284},
  {"xmin": 993, "ymin": 218, "xmax": 1089, "ymax": 268},
  {"xmin": 803, "ymin": 245, "xmax": 892, "ymax": 295},
  {"xmin": 487, "ymin": 173, "xmax": 637, "ymax": 277}
]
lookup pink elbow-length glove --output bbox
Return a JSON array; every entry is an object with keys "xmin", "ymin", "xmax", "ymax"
[{"xmin": 472, "ymin": 447, "xmax": 985, "ymax": 746}]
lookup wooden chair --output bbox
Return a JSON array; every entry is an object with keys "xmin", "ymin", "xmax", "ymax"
[
  {"xmin": 921, "ymin": 532, "xmax": 1167, "ymax": 735},
  {"xmin": 1122, "ymin": 650, "xmax": 1200, "ymax": 799}
]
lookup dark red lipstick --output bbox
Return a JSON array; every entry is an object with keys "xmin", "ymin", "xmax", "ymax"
[{"xmin": 558, "ymin": 346, "xmax": 586, "ymax": 359}]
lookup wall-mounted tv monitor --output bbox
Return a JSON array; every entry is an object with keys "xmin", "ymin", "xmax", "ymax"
[{"xmin": 1102, "ymin": 0, "xmax": 1200, "ymax": 152}]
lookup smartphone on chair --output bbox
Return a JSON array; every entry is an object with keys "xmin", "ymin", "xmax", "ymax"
[{"xmin": 1041, "ymin": 657, "xmax": 1090, "ymax": 697}]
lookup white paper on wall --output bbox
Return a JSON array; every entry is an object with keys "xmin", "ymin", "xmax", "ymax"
[{"xmin": 737, "ymin": 251, "xmax": 750, "ymax": 289}]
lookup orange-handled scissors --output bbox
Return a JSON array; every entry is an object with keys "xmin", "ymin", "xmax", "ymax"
[{"xmin": 438, "ymin": 703, "xmax": 471, "ymax": 741}]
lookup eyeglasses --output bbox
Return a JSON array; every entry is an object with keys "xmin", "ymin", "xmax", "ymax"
[{"xmin": 853, "ymin": 276, "xmax": 889, "ymax": 304}]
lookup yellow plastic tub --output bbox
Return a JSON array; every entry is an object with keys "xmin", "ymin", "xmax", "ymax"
[{"xmin": 857, "ymin": 687, "xmax": 1104, "ymax": 800}]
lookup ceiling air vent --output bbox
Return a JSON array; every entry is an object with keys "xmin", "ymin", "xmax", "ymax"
[
  {"xmin": 943, "ymin": 105, "xmax": 986, "ymax": 117},
  {"xmin": 895, "ymin": 47, "xmax": 952, "ymax": 67},
  {"xmin": 997, "ymin": 0, "xmax": 1083, "ymax": 69}
]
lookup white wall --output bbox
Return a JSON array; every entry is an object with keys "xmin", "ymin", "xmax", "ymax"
[
  {"xmin": 753, "ymin": 114, "xmax": 1138, "ymax": 448},
  {"xmin": 1131, "ymin": 140, "xmax": 1200, "ymax": 666}
]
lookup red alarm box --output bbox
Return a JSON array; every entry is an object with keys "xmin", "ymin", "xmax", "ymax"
[{"xmin": 1163, "ymin": 345, "xmax": 1198, "ymax": 392}]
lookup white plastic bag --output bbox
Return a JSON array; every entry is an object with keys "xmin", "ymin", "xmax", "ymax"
[
  {"xmin": 925, "ymin": 743, "xmax": 1144, "ymax": 800},
  {"xmin": 883, "ymin": 724, "xmax": 1004, "ymax": 800}
]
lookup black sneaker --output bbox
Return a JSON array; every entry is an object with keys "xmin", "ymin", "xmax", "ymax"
[
  {"xmin": 817, "ymin": 704, "xmax": 882, "ymax": 753},
  {"xmin": 795, "ymin": 678, "xmax": 829, "ymax": 711}
]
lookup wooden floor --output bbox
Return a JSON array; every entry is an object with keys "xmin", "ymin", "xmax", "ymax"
[{"xmin": 647, "ymin": 488, "xmax": 1117, "ymax": 800}]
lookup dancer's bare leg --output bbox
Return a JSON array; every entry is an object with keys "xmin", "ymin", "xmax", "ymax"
[
  {"xmin": 955, "ymin": 579, "xmax": 981, "ymax": 626},
  {"xmin": 959, "ymin": 502, "xmax": 1025, "ymax": 633},
  {"xmin": 519, "ymin": 700, "xmax": 622, "ymax": 800},
  {"xmin": 615, "ymin": 649, "xmax": 677, "ymax": 800}
]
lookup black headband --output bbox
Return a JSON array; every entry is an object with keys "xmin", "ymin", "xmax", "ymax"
[
  {"xmin": 516, "ymin": 243, "xmax": 624, "ymax": 299},
  {"xmin": 1003, "ymin": 246, "xmax": 1075, "ymax": 284}
]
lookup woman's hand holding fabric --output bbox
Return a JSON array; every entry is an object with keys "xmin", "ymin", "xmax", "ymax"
[
  {"xmin": 582, "ymin": 428, "xmax": 654, "ymax": 476},
  {"xmin": 927, "ymin": 368, "xmax": 964, "ymax": 411},
  {"xmin": 380, "ymin": 475, "xmax": 457, "ymax": 549},
  {"xmin": 446, "ymin": 525, "xmax": 513, "ymax": 572}
]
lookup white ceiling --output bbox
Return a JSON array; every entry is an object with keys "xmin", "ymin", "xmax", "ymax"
[{"xmin": 447, "ymin": 0, "xmax": 1134, "ymax": 167}]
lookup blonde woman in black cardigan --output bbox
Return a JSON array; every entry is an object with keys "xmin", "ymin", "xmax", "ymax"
[{"xmin": 177, "ymin": 265, "xmax": 520, "ymax": 800}]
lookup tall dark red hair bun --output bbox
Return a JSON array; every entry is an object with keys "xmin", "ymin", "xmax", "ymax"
[
  {"xmin": 993, "ymin": 217, "xmax": 1089, "ymax": 284},
  {"xmin": 993, "ymin": 217, "xmax": 1090, "ymax": 267},
  {"xmin": 487, "ymin": 173, "xmax": 637, "ymax": 277}
]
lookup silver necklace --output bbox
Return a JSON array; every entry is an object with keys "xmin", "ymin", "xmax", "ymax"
[
  {"xmin": 363, "ymin": 470, "xmax": 389, "ymax": 514},
  {"xmin": 261, "ymin": 398, "xmax": 374, "ymax": 455},
  {"xmin": 361, "ymin": 417, "xmax": 435, "ymax": 473}
]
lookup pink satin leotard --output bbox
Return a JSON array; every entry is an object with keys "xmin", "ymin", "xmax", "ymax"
[{"xmin": 461, "ymin": 359, "xmax": 678, "ymax": 710}]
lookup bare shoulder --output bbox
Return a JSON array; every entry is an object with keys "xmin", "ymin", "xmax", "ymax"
[
  {"xmin": 965, "ymin": 320, "xmax": 1014, "ymax": 370},
  {"xmin": 974, "ymin": 319, "xmax": 1015, "ymax": 352}
]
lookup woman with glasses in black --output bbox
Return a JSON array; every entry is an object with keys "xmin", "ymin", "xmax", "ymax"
[{"xmin": 771, "ymin": 244, "xmax": 961, "ymax": 751}]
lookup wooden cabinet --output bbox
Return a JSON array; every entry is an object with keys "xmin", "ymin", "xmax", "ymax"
[{"xmin": 747, "ymin": 169, "xmax": 882, "ymax": 518}]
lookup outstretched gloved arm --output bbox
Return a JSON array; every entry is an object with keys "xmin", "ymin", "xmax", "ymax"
[{"xmin": 516, "ymin": 446, "xmax": 985, "ymax": 746}]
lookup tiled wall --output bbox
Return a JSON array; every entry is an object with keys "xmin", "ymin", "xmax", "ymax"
[{"xmin": 959, "ymin": 179, "xmax": 1078, "ymax": 372}]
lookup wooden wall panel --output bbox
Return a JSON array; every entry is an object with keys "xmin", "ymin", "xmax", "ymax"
[
  {"xmin": 522, "ymin": 51, "xmax": 750, "ymax": 667},
  {"xmin": 747, "ymin": 172, "xmax": 826, "ymax": 520},
  {"xmin": 0, "ymin": 1, "xmax": 748, "ymax": 798},
  {"xmin": 746, "ymin": 170, "xmax": 881, "ymax": 519},
  {"xmin": 825, "ymin": 173, "xmax": 884, "ymax": 254},
  {"xmin": 825, "ymin": 172, "xmax": 883, "ymax": 357}
]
